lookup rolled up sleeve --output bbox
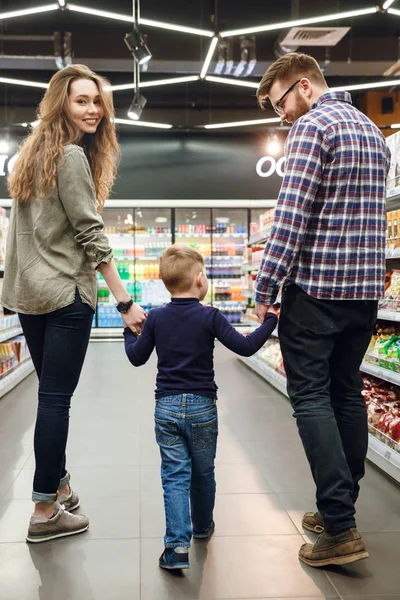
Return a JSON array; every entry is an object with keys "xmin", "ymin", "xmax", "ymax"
[{"xmin": 57, "ymin": 146, "xmax": 113, "ymax": 266}]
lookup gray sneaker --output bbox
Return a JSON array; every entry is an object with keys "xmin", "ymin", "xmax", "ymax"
[
  {"xmin": 58, "ymin": 489, "xmax": 80, "ymax": 512},
  {"xmin": 26, "ymin": 507, "xmax": 89, "ymax": 543}
]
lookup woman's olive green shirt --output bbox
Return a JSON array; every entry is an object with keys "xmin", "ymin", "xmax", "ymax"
[{"xmin": 1, "ymin": 144, "xmax": 113, "ymax": 315}]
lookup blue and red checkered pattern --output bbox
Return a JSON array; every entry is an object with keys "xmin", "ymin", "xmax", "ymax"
[{"xmin": 255, "ymin": 91, "xmax": 391, "ymax": 305}]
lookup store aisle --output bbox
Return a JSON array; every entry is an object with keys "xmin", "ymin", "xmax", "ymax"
[{"xmin": 0, "ymin": 342, "xmax": 399, "ymax": 600}]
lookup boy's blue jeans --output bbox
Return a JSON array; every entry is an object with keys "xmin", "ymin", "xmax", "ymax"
[{"xmin": 155, "ymin": 394, "xmax": 218, "ymax": 549}]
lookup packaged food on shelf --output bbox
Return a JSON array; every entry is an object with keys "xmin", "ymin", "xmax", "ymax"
[
  {"xmin": 362, "ymin": 374, "xmax": 400, "ymax": 451},
  {"xmin": 0, "ymin": 335, "xmax": 30, "ymax": 378},
  {"xmin": 379, "ymin": 270, "xmax": 400, "ymax": 312},
  {"xmin": 259, "ymin": 338, "xmax": 285, "ymax": 376},
  {"xmin": 365, "ymin": 320, "xmax": 400, "ymax": 372}
]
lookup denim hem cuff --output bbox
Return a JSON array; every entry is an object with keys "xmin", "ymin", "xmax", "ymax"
[
  {"xmin": 165, "ymin": 543, "xmax": 191, "ymax": 549},
  {"xmin": 59, "ymin": 472, "xmax": 70, "ymax": 489},
  {"xmin": 32, "ymin": 492, "xmax": 58, "ymax": 504}
]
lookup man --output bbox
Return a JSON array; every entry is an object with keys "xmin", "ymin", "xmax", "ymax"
[{"xmin": 255, "ymin": 52, "xmax": 390, "ymax": 568}]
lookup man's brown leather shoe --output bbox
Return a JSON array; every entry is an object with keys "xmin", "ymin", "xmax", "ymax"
[{"xmin": 299, "ymin": 528, "xmax": 369, "ymax": 568}]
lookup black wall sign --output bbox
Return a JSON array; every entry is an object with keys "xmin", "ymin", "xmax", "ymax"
[{"xmin": 0, "ymin": 132, "xmax": 284, "ymax": 200}]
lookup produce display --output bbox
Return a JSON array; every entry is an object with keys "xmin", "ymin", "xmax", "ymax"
[{"xmin": 362, "ymin": 374, "xmax": 400, "ymax": 451}]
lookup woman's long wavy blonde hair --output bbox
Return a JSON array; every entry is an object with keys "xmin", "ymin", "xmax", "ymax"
[{"xmin": 8, "ymin": 64, "xmax": 120, "ymax": 210}]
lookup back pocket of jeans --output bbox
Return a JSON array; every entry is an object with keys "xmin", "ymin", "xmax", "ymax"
[
  {"xmin": 192, "ymin": 417, "xmax": 217, "ymax": 450},
  {"xmin": 154, "ymin": 418, "xmax": 180, "ymax": 446}
]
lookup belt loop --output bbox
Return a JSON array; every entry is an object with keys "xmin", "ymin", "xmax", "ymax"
[{"xmin": 182, "ymin": 393, "xmax": 187, "ymax": 407}]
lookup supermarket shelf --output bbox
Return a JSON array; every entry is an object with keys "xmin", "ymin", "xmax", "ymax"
[
  {"xmin": 248, "ymin": 230, "xmax": 271, "ymax": 246},
  {"xmin": 241, "ymin": 262, "xmax": 261, "ymax": 273},
  {"xmin": 0, "ymin": 358, "xmax": 35, "ymax": 399},
  {"xmin": 241, "ymin": 353, "xmax": 400, "ymax": 483},
  {"xmin": 106, "ymin": 233, "xmax": 171, "ymax": 239},
  {"xmin": 387, "ymin": 188, "xmax": 400, "ymax": 212},
  {"xmin": 242, "ymin": 289, "xmax": 255, "ymax": 298},
  {"xmin": 377, "ymin": 309, "xmax": 400, "ymax": 322},
  {"xmin": 176, "ymin": 233, "xmax": 246, "ymax": 238},
  {"xmin": 367, "ymin": 433, "xmax": 400, "ymax": 484},
  {"xmin": 238, "ymin": 354, "xmax": 288, "ymax": 396},
  {"xmin": 0, "ymin": 326, "xmax": 23, "ymax": 343},
  {"xmin": 386, "ymin": 251, "xmax": 400, "ymax": 259},
  {"xmin": 361, "ymin": 361, "xmax": 400, "ymax": 387}
]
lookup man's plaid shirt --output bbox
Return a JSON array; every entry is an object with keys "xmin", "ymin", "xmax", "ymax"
[{"xmin": 255, "ymin": 91, "xmax": 391, "ymax": 305}]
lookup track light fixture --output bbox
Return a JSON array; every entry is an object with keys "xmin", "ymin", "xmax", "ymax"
[
  {"xmin": 128, "ymin": 90, "xmax": 147, "ymax": 120},
  {"xmin": 124, "ymin": 27, "xmax": 152, "ymax": 65}
]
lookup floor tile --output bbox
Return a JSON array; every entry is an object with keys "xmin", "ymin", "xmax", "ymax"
[
  {"xmin": 0, "ymin": 538, "xmax": 140, "ymax": 600},
  {"xmin": 213, "ymin": 493, "xmax": 298, "ymax": 536},
  {"xmin": 215, "ymin": 463, "xmax": 274, "ymax": 494},
  {"xmin": 140, "ymin": 535, "xmax": 337, "ymax": 599},
  {"xmin": 140, "ymin": 465, "xmax": 163, "ymax": 495},
  {"xmin": 325, "ymin": 532, "xmax": 400, "ymax": 596}
]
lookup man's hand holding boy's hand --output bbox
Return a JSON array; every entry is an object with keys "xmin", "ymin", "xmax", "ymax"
[{"xmin": 255, "ymin": 302, "xmax": 279, "ymax": 324}]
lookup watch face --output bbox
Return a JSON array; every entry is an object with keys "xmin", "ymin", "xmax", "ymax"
[{"xmin": 117, "ymin": 300, "xmax": 133, "ymax": 313}]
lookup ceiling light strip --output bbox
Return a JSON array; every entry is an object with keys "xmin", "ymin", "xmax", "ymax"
[
  {"xmin": 204, "ymin": 117, "xmax": 281, "ymax": 130},
  {"xmin": 114, "ymin": 118, "xmax": 172, "ymax": 129},
  {"xmin": 384, "ymin": 0, "xmax": 396, "ymax": 9},
  {"xmin": 68, "ymin": 4, "xmax": 213, "ymax": 36},
  {"xmin": 140, "ymin": 18, "xmax": 213, "ymax": 37},
  {"xmin": 220, "ymin": 6, "xmax": 377, "ymax": 37},
  {"xmin": 200, "ymin": 37, "xmax": 219, "ymax": 79},
  {"xmin": 0, "ymin": 3, "xmax": 59, "ymax": 20},
  {"xmin": 388, "ymin": 7, "xmax": 400, "ymax": 15},
  {"xmin": 205, "ymin": 75, "xmax": 259, "ymax": 89},
  {"xmin": 331, "ymin": 78, "xmax": 400, "ymax": 92},
  {"xmin": 0, "ymin": 77, "xmax": 49, "ymax": 89},
  {"xmin": 108, "ymin": 76, "xmax": 200, "ymax": 92}
]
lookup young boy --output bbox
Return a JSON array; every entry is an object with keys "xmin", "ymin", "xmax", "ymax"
[{"xmin": 124, "ymin": 244, "xmax": 277, "ymax": 570}]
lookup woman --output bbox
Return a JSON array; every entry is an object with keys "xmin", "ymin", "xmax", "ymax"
[{"xmin": 2, "ymin": 64, "xmax": 145, "ymax": 543}]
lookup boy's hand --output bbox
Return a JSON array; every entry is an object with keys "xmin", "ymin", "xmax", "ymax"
[
  {"xmin": 255, "ymin": 302, "xmax": 279, "ymax": 323},
  {"xmin": 267, "ymin": 305, "xmax": 279, "ymax": 317},
  {"xmin": 122, "ymin": 303, "xmax": 146, "ymax": 335}
]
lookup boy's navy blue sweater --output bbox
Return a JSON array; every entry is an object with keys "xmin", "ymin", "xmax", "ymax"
[{"xmin": 124, "ymin": 297, "xmax": 278, "ymax": 399}]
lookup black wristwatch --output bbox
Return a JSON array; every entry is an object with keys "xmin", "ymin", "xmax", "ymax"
[{"xmin": 116, "ymin": 299, "xmax": 133, "ymax": 313}]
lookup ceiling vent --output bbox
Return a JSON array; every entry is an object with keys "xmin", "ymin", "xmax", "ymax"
[{"xmin": 280, "ymin": 26, "xmax": 350, "ymax": 48}]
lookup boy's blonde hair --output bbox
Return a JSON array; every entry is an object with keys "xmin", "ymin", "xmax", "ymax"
[{"xmin": 159, "ymin": 244, "xmax": 204, "ymax": 294}]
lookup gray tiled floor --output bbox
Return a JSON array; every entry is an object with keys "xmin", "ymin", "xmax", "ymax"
[{"xmin": 0, "ymin": 342, "xmax": 399, "ymax": 599}]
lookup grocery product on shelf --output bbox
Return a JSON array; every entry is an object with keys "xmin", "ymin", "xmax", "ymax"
[
  {"xmin": 379, "ymin": 269, "xmax": 400, "ymax": 312},
  {"xmin": 362, "ymin": 374, "xmax": 400, "ymax": 451}
]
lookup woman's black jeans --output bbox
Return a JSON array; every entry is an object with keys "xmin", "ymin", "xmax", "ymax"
[{"xmin": 19, "ymin": 290, "xmax": 94, "ymax": 504}]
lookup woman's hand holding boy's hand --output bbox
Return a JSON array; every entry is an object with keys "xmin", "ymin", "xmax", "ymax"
[{"xmin": 122, "ymin": 303, "xmax": 147, "ymax": 335}]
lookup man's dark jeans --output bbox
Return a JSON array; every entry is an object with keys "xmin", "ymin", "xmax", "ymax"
[
  {"xmin": 279, "ymin": 284, "xmax": 377, "ymax": 534},
  {"xmin": 19, "ymin": 289, "xmax": 94, "ymax": 503}
]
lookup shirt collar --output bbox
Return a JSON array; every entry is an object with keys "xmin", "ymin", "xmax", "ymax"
[{"xmin": 312, "ymin": 90, "xmax": 352, "ymax": 110}]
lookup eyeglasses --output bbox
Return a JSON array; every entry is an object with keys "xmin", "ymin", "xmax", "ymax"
[{"xmin": 272, "ymin": 79, "xmax": 301, "ymax": 115}]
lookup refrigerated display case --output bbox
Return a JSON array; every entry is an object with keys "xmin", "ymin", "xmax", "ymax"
[
  {"xmin": 175, "ymin": 207, "xmax": 247, "ymax": 323},
  {"xmin": 97, "ymin": 207, "xmax": 172, "ymax": 327}
]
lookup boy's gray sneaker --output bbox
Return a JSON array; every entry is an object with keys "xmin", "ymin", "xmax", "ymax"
[
  {"xmin": 58, "ymin": 489, "xmax": 80, "ymax": 512},
  {"xmin": 302, "ymin": 511, "xmax": 324, "ymax": 533},
  {"xmin": 26, "ymin": 507, "xmax": 89, "ymax": 543}
]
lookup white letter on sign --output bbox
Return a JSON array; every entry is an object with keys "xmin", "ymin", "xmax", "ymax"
[{"xmin": 256, "ymin": 156, "xmax": 276, "ymax": 178}]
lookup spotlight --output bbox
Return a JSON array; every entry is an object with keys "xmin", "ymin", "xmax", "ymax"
[
  {"xmin": 266, "ymin": 134, "xmax": 281, "ymax": 156},
  {"xmin": 128, "ymin": 91, "xmax": 147, "ymax": 120},
  {"xmin": 0, "ymin": 140, "xmax": 9, "ymax": 153},
  {"xmin": 124, "ymin": 28, "xmax": 152, "ymax": 65}
]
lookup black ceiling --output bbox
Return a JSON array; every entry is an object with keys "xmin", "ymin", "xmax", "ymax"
[{"xmin": 1, "ymin": 0, "xmax": 400, "ymax": 129}]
